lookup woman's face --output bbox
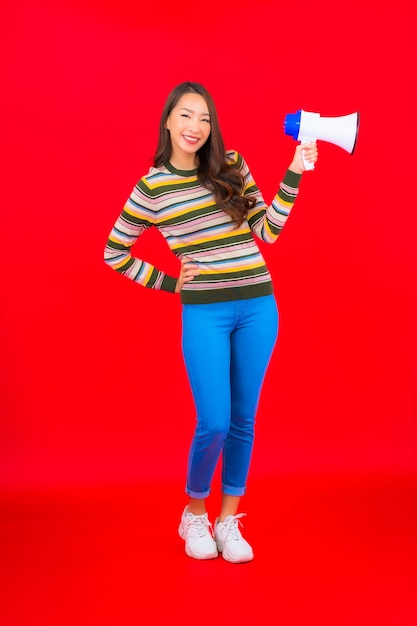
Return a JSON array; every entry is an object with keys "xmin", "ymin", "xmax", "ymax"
[{"xmin": 166, "ymin": 92, "xmax": 211, "ymax": 168}]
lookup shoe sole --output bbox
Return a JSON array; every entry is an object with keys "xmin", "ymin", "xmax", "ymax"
[
  {"xmin": 216, "ymin": 540, "xmax": 254, "ymax": 563},
  {"xmin": 220, "ymin": 550, "xmax": 254, "ymax": 563},
  {"xmin": 185, "ymin": 545, "xmax": 218, "ymax": 560}
]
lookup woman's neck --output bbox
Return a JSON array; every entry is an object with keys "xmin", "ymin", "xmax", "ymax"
[{"xmin": 169, "ymin": 152, "xmax": 198, "ymax": 171}]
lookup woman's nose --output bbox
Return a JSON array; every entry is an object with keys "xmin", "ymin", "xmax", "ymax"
[{"xmin": 188, "ymin": 117, "xmax": 200, "ymax": 133}]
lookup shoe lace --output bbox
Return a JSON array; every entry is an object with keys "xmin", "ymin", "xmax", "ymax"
[
  {"xmin": 222, "ymin": 513, "xmax": 246, "ymax": 541},
  {"xmin": 186, "ymin": 514, "xmax": 214, "ymax": 538}
]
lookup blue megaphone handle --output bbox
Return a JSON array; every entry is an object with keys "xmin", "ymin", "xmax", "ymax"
[{"xmin": 284, "ymin": 110, "xmax": 302, "ymax": 140}]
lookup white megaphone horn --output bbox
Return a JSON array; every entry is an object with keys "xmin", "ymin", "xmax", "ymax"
[{"xmin": 283, "ymin": 109, "xmax": 360, "ymax": 170}]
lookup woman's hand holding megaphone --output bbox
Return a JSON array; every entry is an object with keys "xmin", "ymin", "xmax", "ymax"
[{"xmin": 289, "ymin": 142, "xmax": 318, "ymax": 174}]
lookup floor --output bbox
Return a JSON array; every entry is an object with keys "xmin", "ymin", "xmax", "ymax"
[{"xmin": 1, "ymin": 474, "xmax": 416, "ymax": 626}]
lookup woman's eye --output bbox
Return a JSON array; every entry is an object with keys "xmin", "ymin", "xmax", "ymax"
[
  {"xmin": 202, "ymin": 119, "xmax": 210, "ymax": 124},
  {"xmin": 181, "ymin": 113, "xmax": 190, "ymax": 118}
]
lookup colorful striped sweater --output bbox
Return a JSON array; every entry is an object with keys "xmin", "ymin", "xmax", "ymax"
[{"xmin": 104, "ymin": 150, "xmax": 301, "ymax": 304}]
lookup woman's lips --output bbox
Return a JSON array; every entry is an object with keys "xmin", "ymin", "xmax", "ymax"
[{"xmin": 182, "ymin": 135, "xmax": 199, "ymax": 144}]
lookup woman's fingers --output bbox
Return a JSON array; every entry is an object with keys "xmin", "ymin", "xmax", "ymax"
[
  {"xmin": 182, "ymin": 262, "xmax": 200, "ymax": 283},
  {"xmin": 176, "ymin": 257, "xmax": 200, "ymax": 292}
]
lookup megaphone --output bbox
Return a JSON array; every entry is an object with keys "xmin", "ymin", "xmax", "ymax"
[{"xmin": 283, "ymin": 109, "xmax": 360, "ymax": 170}]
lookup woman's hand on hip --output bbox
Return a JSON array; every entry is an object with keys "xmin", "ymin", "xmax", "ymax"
[{"xmin": 175, "ymin": 257, "xmax": 200, "ymax": 293}]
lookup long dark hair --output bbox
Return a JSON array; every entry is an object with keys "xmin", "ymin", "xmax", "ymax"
[{"xmin": 153, "ymin": 81, "xmax": 256, "ymax": 228}]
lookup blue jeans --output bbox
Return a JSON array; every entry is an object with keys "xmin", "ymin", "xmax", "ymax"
[{"xmin": 181, "ymin": 294, "xmax": 278, "ymax": 498}]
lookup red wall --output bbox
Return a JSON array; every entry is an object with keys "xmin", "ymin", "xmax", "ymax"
[{"xmin": 1, "ymin": 0, "xmax": 416, "ymax": 486}]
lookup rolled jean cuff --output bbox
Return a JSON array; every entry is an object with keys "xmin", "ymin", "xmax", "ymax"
[
  {"xmin": 186, "ymin": 486, "xmax": 210, "ymax": 499},
  {"xmin": 222, "ymin": 484, "xmax": 246, "ymax": 497}
]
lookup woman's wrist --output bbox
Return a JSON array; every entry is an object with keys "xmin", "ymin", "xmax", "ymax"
[{"xmin": 288, "ymin": 161, "xmax": 303, "ymax": 175}]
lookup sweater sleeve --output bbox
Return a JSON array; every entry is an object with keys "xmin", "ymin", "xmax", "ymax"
[
  {"xmin": 104, "ymin": 180, "xmax": 178, "ymax": 293},
  {"xmin": 238, "ymin": 153, "xmax": 302, "ymax": 244}
]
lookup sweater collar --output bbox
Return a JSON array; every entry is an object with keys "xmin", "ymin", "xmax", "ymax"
[{"xmin": 165, "ymin": 161, "xmax": 198, "ymax": 177}]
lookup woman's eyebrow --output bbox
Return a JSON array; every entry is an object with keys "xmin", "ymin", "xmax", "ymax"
[{"xmin": 180, "ymin": 107, "xmax": 210, "ymax": 117}]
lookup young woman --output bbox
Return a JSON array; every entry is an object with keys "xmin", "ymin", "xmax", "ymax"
[{"xmin": 104, "ymin": 81, "xmax": 318, "ymax": 563}]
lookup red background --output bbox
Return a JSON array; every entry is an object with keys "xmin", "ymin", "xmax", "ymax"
[
  {"xmin": 0, "ymin": 0, "xmax": 416, "ymax": 486},
  {"xmin": 1, "ymin": 2, "xmax": 417, "ymax": 625}
]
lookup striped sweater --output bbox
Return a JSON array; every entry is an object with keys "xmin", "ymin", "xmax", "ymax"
[{"xmin": 104, "ymin": 150, "xmax": 301, "ymax": 304}]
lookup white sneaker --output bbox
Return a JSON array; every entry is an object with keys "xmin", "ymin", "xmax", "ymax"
[
  {"xmin": 178, "ymin": 507, "xmax": 218, "ymax": 560},
  {"xmin": 214, "ymin": 513, "xmax": 254, "ymax": 563}
]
